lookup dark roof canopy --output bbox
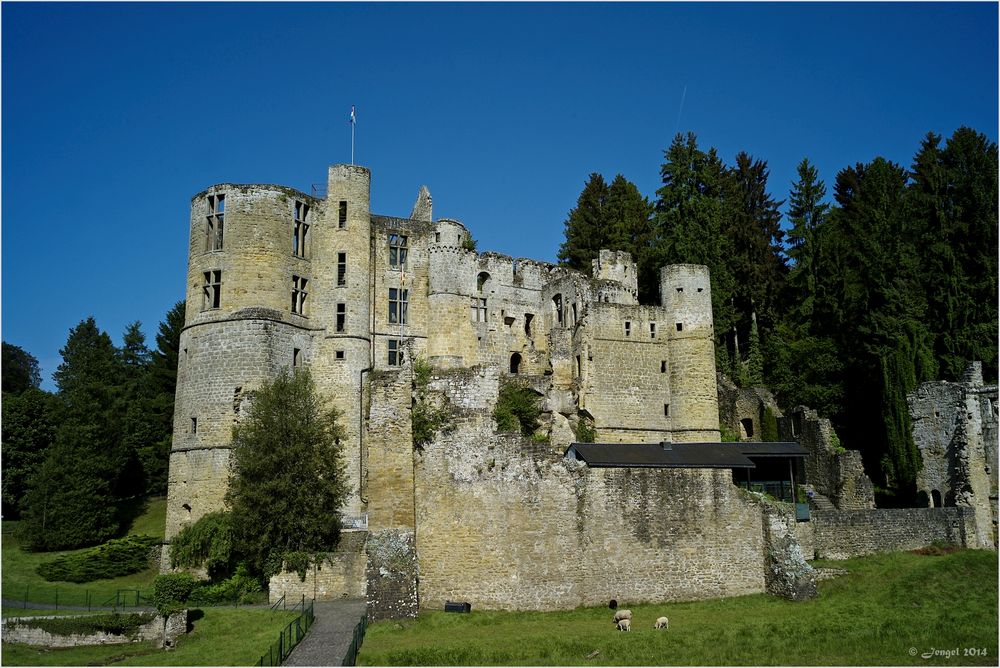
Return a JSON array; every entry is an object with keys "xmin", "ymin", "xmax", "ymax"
[{"xmin": 564, "ymin": 441, "xmax": 808, "ymax": 470}]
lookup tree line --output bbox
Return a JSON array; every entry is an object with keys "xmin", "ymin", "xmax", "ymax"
[
  {"xmin": 558, "ymin": 127, "xmax": 998, "ymax": 503},
  {"xmin": 2, "ymin": 302, "xmax": 184, "ymax": 550}
]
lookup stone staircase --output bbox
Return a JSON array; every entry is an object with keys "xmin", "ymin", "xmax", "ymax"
[{"xmin": 809, "ymin": 492, "xmax": 837, "ymax": 512}]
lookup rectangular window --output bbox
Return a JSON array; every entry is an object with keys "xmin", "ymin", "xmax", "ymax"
[
  {"xmin": 292, "ymin": 348, "xmax": 301, "ymax": 367},
  {"xmin": 206, "ymin": 194, "xmax": 225, "ymax": 251},
  {"xmin": 293, "ymin": 201, "xmax": 310, "ymax": 258},
  {"xmin": 291, "ymin": 275, "xmax": 308, "ymax": 315},
  {"xmin": 661, "ymin": 360, "xmax": 667, "ymax": 373},
  {"xmin": 664, "ymin": 404, "xmax": 670, "ymax": 417},
  {"xmin": 624, "ymin": 321, "xmax": 631, "ymax": 337},
  {"xmin": 435, "ymin": 232, "xmax": 441, "ymax": 243},
  {"xmin": 650, "ymin": 323, "xmax": 657, "ymax": 338},
  {"xmin": 338, "ymin": 200, "xmax": 348, "ymax": 227},
  {"xmin": 676, "ymin": 322, "xmax": 683, "ymax": 332},
  {"xmin": 202, "ymin": 270, "xmax": 222, "ymax": 310},
  {"xmin": 471, "ymin": 297, "xmax": 487, "ymax": 322},
  {"xmin": 389, "ymin": 288, "xmax": 409, "ymax": 325},
  {"xmin": 524, "ymin": 313, "xmax": 534, "ymax": 336},
  {"xmin": 336, "ymin": 303, "xmax": 346, "ymax": 332},
  {"xmin": 576, "ymin": 355, "xmax": 582, "ymax": 377},
  {"xmin": 337, "ymin": 252, "xmax": 347, "ymax": 286},
  {"xmin": 389, "ymin": 234, "xmax": 408, "ymax": 269},
  {"xmin": 388, "ymin": 339, "xmax": 403, "ymax": 366},
  {"xmin": 335, "ymin": 350, "xmax": 345, "ymax": 360},
  {"xmin": 191, "ymin": 417, "xmax": 198, "ymax": 434}
]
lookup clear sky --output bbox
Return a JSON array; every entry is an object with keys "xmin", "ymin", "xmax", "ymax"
[{"xmin": 2, "ymin": 2, "xmax": 997, "ymax": 390}]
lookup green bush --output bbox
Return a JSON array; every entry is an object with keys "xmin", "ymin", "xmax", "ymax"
[
  {"xmin": 153, "ymin": 572, "xmax": 196, "ymax": 615},
  {"xmin": 761, "ymin": 407, "xmax": 779, "ymax": 442},
  {"xmin": 720, "ymin": 424, "xmax": 741, "ymax": 442},
  {"xmin": 574, "ymin": 416, "xmax": 595, "ymax": 443},
  {"xmin": 169, "ymin": 510, "xmax": 234, "ymax": 577},
  {"xmin": 35, "ymin": 534, "xmax": 159, "ymax": 583},
  {"xmin": 9, "ymin": 612, "xmax": 155, "ymax": 637},
  {"xmin": 494, "ymin": 383, "xmax": 541, "ymax": 436},
  {"xmin": 189, "ymin": 564, "xmax": 263, "ymax": 605}
]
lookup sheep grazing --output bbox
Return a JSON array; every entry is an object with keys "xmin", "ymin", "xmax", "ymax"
[
  {"xmin": 654, "ymin": 616, "xmax": 669, "ymax": 629},
  {"xmin": 612, "ymin": 609, "xmax": 632, "ymax": 623},
  {"xmin": 617, "ymin": 618, "xmax": 631, "ymax": 632}
]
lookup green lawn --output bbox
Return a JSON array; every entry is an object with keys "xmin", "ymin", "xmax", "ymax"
[
  {"xmin": 1, "ymin": 498, "xmax": 166, "ymax": 610},
  {"xmin": 359, "ymin": 549, "xmax": 998, "ymax": 666},
  {"xmin": 1, "ymin": 607, "xmax": 299, "ymax": 666}
]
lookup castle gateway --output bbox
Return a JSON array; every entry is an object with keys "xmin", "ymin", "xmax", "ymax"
[{"xmin": 164, "ymin": 164, "xmax": 980, "ymax": 616}]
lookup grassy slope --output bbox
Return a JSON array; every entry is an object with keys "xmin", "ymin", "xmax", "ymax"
[
  {"xmin": 1, "ymin": 607, "xmax": 298, "ymax": 666},
  {"xmin": 359, "ymin": 550, "xmax": 998, "ymax": 666},
  {"xmin": 1, "ymin": 498, "xmax": 167, "ymax": 610}
]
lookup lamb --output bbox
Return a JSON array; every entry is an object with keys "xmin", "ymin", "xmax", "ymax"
[
  {"xmin": 654, "ymin": 616, "xmax": 669, "ymax": 629},
  {"xmin": 612, "ymin": 609, "xmax": 632, "ymax": 623},
  {"xmin": 616, "ymin": 618, "xmax": 631, "ymax": 632}
]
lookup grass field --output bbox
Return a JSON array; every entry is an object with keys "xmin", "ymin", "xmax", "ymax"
[
  {"xmin": 1, "ymin": 498, "xmax": 166, "ymax": 611},
  {"xmin": 359, "ymin": 549, "xmax": 998, "ymax": 666},
  {"xmin": 2, "ymin": 607, "xmax": 299, "ymax": 666}
]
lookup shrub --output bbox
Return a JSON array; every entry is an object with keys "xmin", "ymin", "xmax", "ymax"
[
  {"xmin": 9, "ymin": 613, "xmax": 155, "ymax": 638},
  {"xmin": 574, "ymin": 416, "xmax": 595, "ymax": 443},
  {"xmin": 761, "ymin": 407, "xmax": 779, "ymax": 442},
  {"xmin": 169, "ymin": 511, "xmax": 234, "ymax": 578},
  {"xmin": 494, "ymin": 383, "xmax": 541, "ymax": 436},
  {"xmin": 36, "ymin": 534, "xmax": 159, "ymax": 583},
  {"xmin": 152, "ymin": 572, "xmax": 196, "ymax": 616},
  {"xmin": 189, "ymin": 564, "xmax": 263, "ymax": 605},
  {"xmin": 411, "ymin": 358, "xmax": 450, "ymax": 449},
  {"xmin": 720, "ymin": 424, "xmax": 741, "ymax": 442}
]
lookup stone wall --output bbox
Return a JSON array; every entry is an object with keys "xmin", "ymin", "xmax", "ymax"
[
  {"xmin": 810, "ymin": 507, "xmax": 978, "ymax": 560},
  {"xmin": 412, "ymin": 367, "xmax": 770, "ymax": 611},
  {"xmin": 268, "ymin": 531, "xmax": 368, "ymax": 602},
  {"xmin": 1, "ymin": 611, "xmax": 186, "ymax": 649},
  {"xmin": 366, "ymin": 530, "xmax": 419, "ymax": 620}
]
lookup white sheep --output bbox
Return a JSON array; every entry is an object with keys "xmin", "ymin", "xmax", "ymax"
[
  {"xmin": 654, "ymin": 616, "xmax": 669, "ymax": 629},
  {"xmin": 612, "ymin": 609, "xmax": 632, "ymax": 623},
  {"xmin": 617, "ymin": 618, "xmax": 631, "ymax": 632}
]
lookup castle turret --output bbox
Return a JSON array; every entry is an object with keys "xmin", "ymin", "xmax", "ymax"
[{"xmin": 661, "ymin": 264, "xmax": 720, "ymax": 442}]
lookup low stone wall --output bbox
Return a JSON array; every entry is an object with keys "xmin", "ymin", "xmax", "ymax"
[
  {"xmin": 268, "ymin": 530, "xmax": 368, "ymax": 602},
  {"xmin": 2, "ymin": 611, "xmax": 186, "ymax": 649},
  {"xmin": 811, "ymin": 507, "xmax": 978, "ymax": 559}
]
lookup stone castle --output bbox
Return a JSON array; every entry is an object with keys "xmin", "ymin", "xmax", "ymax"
[{"xmin": 165, "ymin": 164, "xmax": 990, "ymax": 617}]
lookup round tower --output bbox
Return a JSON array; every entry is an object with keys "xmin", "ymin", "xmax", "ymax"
[
  {"xmin": 166, "ymin": 184, "xmax": 318, "ymax": 550},
  {"xmin": 661, "ymin": 264, "xmax": 721, "ymax": 442},
  {"xmin": 426, "ymin": 219, "xmax": 478, "ymax": 368}
]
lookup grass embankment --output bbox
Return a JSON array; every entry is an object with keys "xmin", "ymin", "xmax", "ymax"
[
  {"xmin": 2, "ymin": 498, "xmax": 166, "ymax": 612},
  {"xmin": 1, "ymin": 607, "xmax": 298, "ymax": 666},
  {"xmin": 359, "ymin": 549, "xmax": 998, "ymax": 666}
]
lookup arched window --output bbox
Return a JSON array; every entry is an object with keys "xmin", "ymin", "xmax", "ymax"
[
  {"xmin": 931, "ymin": 489, "xmax": 943, "ymax": 508},
  {"xmin": 740, "ymin": 418, "xmax": 754, "ymax": 439},
  {"xmin": 510, "ymin": 353, "xmax": 522, "ymax": 374},
  {"xmin": 477, "ymin": 272, "xmax": 491, "ymax": 293},
  {"xmin": 552, "ymin": 294, "xmax": 563, "ymax": 325}
]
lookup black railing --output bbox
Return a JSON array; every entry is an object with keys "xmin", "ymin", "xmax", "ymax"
[
  {"xmin": 342, "ymin": 613, "xmax": 368, "ymax": 666},
  {"xmin": 256, "ymin": 598, "xmax": 314, "ymax": 666}
]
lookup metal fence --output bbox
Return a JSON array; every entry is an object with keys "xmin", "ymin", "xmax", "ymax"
[
  {"xmin": 256, "ymin": 598, "xmax": 315, "ymax": 667},
  {"xmin": 342, "ymin": 613, "xmax": 368, "ymax": 667},
  {"xmin": 6, "ymin": 587, "xmax": 154, "ymax": 612}
]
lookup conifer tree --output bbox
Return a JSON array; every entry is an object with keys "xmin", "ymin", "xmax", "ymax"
[{"xmin": 557, "ymin": 173, "xmax": 609, "ymax": 273}]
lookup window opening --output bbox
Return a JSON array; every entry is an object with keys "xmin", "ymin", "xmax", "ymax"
[
  {"xmin": 389, "ymin": 234, "xmax": 408, "ymax": 268},
  {"xmin": 571, "ymin": 303, "xmax": 578, "ymax": 326},
  {"xmin": 335, "ymin": 350, "xmax": 345, "ymax": 360},
  {"xmin": 435, "ymin": 232, "xmax": 441, "ymax": 243},
  {"xmin": 337, "ymin": 252, "xmax": 347, "ymax": 286},
  {"xmin": 676, "ymin": 286, "xmax": 683, "ymax": 293},
  {"xmin": 553, "ymin": 294, "xmax": 563, "ymax": 325},
  {"xmin": 202, "ymin": 270, "xmax": 222, "ymax": 310},
  {"xmin": 338, "ymin": 200, "xmax": 348, "ymax": 227},
  {"xmin": 524, "ymin": 313, "xmax": 534, "ymax": 336},
  {"xmin": 388, "ymin": 339, "xmax": 403, "ymax": 366},
  {"xmin": 740, "ymin": 418, "xmax": 754, "ymax": 439},
  {"xmin": 510, "ymin": 353, "xmax": 522, "ymax": 374},
  {"xmin": 206, "ymin": 194, "xmax": 225, "ymax": 251},
  {"xmin": 336, "ymin": 303, "xmax": 346, "ymax": 332},
  {"xmin": 292, "ymin": 348, "xmax": 301, "ymax": 367},
  {"xmin": 471, "ymin": 297, "xmax": 487, "ymax": 322},
  {"xmin": 931, "ymin": 489, "xmax": 942, "ymax": 508},
  {"xmin": 191, "ymin": 417, "xmax": 198, "ymax": 434},
  {"xmin": 624, "ymin": 321, "xmax": 631, "ymax": 337},
  {"xmin": 650, "ymin": 322, "xmax": 657, "ymax": 338},
  {"xmin": 291, "ymin": 275, "xmax": 309, "ymax": 315},
  {"xmin": 664, "ymin": 404, "xmax": 670, "ymax": 417},
  {"xmin": 477, "ymin": 271, "xmax": 491, "ymax": 293},
  {"xmin": 293, "ymin": 201, "xmax": 310, "ymax": 258},
  {"xmin": 661, "ymin": 360, "xmax": 667, "ymax": 373},
  {"xmin": 389, "ymin": 288, "xmax": 409, "ymax": 325},
  {"xmin": 576, "ymin": 355, "xmax": 582, "ymax": 377},
  {"xmin": 676, "ymin": 322, "xmax": 683, "ymax": 331}
]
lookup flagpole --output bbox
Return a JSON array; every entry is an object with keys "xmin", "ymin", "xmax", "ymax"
[{"xmin": 351, "ymin": 121, "xmax": 355, "ymax": 165}]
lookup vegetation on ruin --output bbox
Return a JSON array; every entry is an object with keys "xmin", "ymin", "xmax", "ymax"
[
  {"xmin": 574, "ymin": 414, "xmax": 596, "ymax": 443},
  {"xmin": 359, "ymin": 549, "xmax": 997, "ymax": 666},
  {"xmin": 5, "ymin": 302, "xmax": 183, "ymax": 547},
  {"xmin": 1, "ymin": 607, "xmax": 299, "ymax": 666},
  {"xmin": 493, "ymin": 382, "xmax": 542, "ymax": 436},
  {"xmin": 168, "ymin": 511, "xmax": 235, "ymax": 578},
  {"xmin": 558, "ymin": 126, "xmax": 997, "ymax": 504},
  {"xmin": 411, "ymin": 357, "xmax": 451, "ymax": 449},
  {"xmin": 6, "ymin": 612, "xmax": 156, "ymax": 638},
  {"xmin": 226, "ymin": 368, "xmax": 349, "ymax": 580}
]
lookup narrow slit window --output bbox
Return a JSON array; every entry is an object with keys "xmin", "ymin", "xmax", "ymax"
[
  {"xmin": 664, "ymin": 404, "xmax": 670, "ymax": 417},
  {"xmin": 292, "ymin": 348, "xmax": 301, "ymax": 367},
  {"xmin": 337, "ymin": 252, "xmax": 347, "ymax": 286},
  {"xmin": 291, "ymin": 275, "xmax": 309, "ymax": 315},
  {"xmin": 576, "ymin": 355, "xmax": 582, "ymax": 377},
  {"xmin": 661, "ymin": 360, "xmax": 667, "ymax": 373},
  {"xmin": 191, "ymin": 417, "xmax": 198, "ymax": 434},
  {"xmin": 389, "ymin": 234, "xmax": 409, "ymax": 269},
  {"xmin": 389, "ymin": 288, "xmax": 409, "ymax": 325},
  {"xmin": 338, "ymin": 200, "xmax": 348, "ymax": 227},
  {"xmin": 206, "ymin": 194, "xmax": 225, "ymax": 251},
  {"xmin": 435, "ymin": 232, "xmax": 441, "ymax": 242},
  {"xmin": 650, "ymin": 322, "xmax": 657, "ymax": 338},
  {"xmin": 624, "ymin": 321, "xmax": 631, "ymax": 337},
  {"xmin": 336, "ymin": 303, "xmax": 346, "ymax": 332},
  {"xmin": 293, "ymin": 201, "xmax": 310, "ymax": 258},
  {"xmin": 202, "ymin": 270, "xmax": 222, "ymax": 310}
]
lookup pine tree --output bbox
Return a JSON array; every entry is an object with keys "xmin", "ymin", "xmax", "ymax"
[
  {"xmin": 1, "ymin": 387, "xmax": 56, "ymax": 518},
  {"xmin": 785, "ymin": 158, "xmax": 830, "ymax": 323},
  {"xmin": 142, "ymin": 301, "xmax": 185, "ymax": 495},
  {"xmin": 604, "ymin": 174, "xmax": 656, "ymax": 301},
  {"xmin": 2, "ymin": 342, "xmax": 42, "ymax": 394},
  {"xmin": 557, "ymin": 173, "xmax": 609, "ymax": 273}
]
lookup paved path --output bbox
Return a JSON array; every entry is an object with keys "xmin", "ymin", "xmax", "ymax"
[{"xmin": 283, "ymin": 599, "xmax": 367, "ymax": 667}]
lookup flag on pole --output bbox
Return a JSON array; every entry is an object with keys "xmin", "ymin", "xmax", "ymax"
[{"xmin": 349, "ymin": 105, "xmax": 356, "ymax": 125}]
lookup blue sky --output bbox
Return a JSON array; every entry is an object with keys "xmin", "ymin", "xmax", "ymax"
[{"xmin": 3, "ymin": 2, "xmax": 997, "ymax": 390}]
